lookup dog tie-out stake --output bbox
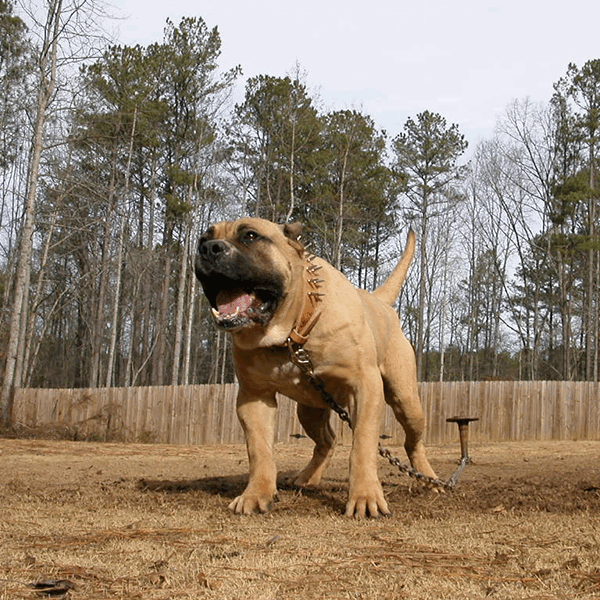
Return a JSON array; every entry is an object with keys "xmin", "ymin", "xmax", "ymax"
[
  {"xmin": 446, "ymin": 416, "xmax": 479, "ymax": 463},
  {"xmin": 445, "ymin": 416, "xmax": 479, "ymax": 486}
]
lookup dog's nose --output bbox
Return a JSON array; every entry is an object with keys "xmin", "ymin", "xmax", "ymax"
[{"xmin": 200, "ymin": 239, "xmax": 231, "ymax": 258}]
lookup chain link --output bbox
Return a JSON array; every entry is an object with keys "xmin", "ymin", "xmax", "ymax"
[{"xmin": 287, "ymin": 338, "xmax": 462, "ymax": 490}]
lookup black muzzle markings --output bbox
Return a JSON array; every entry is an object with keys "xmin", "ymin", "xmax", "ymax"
[{"xmin": 195, "ymin": 235, "xmax": 284, "ymax": 331}]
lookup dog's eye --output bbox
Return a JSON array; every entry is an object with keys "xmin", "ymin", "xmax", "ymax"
[{"xmin": 241, "ymin": 230, "xmax": 260, "ymax": 244}]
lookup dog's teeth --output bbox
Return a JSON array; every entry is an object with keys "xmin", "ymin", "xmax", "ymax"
[{"xmin": 211, "ymin": 308, "xmax": 221, "ymax": 318}]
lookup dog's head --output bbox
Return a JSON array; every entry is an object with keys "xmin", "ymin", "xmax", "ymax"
[{"xmin": 195, "ymin": 218, "xmax": 304, "ymax": 336}]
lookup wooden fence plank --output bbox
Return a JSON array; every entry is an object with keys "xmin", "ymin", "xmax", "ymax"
[{"xmin": 188, "ymin": 386, "xmax": 202, "ymax": 445}]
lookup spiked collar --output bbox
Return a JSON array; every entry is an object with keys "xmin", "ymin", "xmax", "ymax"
[{"xmin": 287, "ymin": 253, "xmax": 324, "ymax": 345}]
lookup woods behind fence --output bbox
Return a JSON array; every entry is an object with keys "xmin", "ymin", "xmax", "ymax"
[{"xmin": 12, "ymin": 381, "xmax": 600, "ymax": 446}]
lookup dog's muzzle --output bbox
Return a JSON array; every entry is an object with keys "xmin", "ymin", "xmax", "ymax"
[{"xmin": 195, "ymin": 239, "xmax": 283, "ymax": 331}]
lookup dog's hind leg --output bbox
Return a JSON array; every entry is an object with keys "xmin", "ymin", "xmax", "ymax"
[
  {"xmin": 292, "ymin": 404, "xmax": 336, "ymax": 487},
  {"xmin": 382, "ymin": 336, "xmax": 437, "ymax": 480},
  {"xmin": 384, "ymin": 382, "xmax": 437, "ymax": 479}
]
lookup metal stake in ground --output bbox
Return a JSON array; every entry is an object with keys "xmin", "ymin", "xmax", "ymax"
[
  {"xmin": 444, "ymin": 416, "xmax": 479, "ymax": 487},
  {"xmin": 446, "ymin": 416, "xmax": 479, "ymax": 463}
]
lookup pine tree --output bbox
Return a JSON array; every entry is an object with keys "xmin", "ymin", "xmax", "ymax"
[
  {"xmin": 229, "ymin": 73, "xmax": 321, "ymax": 222},
  {"xmin": 392, "ymin": 111, "xmax": 467, "ymax": 380}
]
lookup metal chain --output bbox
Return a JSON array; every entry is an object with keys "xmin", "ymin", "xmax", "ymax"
[{"xmin": 287, "ymin": 338, "xmax": 461, "ymax": 490}]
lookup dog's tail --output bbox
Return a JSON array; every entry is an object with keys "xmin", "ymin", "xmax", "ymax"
[{"xmin": 372, "ymin": 229, "xmax": 416, "ymax": 306}]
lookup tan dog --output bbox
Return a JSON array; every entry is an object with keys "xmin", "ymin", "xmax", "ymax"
[{"xmin": 194, "ymin": 217, "xmax": 436, "ymax": 518}]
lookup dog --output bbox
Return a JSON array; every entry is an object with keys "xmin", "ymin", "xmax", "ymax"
[{"xmin": 194, "ymin": 217, "xmax": 436, "ymax": 518}]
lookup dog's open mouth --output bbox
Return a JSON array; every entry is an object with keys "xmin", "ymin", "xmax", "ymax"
[
  {"xmin": 194, "ymin": 239, "xmax": 285, "ymax": 332},
  {"xmin": 209, "ymin": 286, "xmax": 279, "ymax": 330}
]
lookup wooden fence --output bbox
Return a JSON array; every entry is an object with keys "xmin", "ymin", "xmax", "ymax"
[{"xmin": 12, "ymin": 381, "xmax": 600, "ymax": 446}]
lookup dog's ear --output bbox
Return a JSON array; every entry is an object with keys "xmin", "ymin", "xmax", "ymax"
[{"xmin": 282, "ymin": 222, "xmax": 305, "ymax": 256}]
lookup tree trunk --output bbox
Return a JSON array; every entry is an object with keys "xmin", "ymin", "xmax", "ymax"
[
  {"xmin": 171, "ymin": 223, "xmax": 190, "ymax": 385},
  {"xmin": 90, "ymin": 144, "xmax": 118, "ymax": 387},
  {"xmin": 1, "ymin": 0, "xmax": 62, "ymax": 425},
  {"xmin": 285, "ymin": 120, "xmax": 296, "ymax": 223},
  {"xmin": 334, "ymin": 142, "xmax": 350, "ymax": 271},
  {"xmin": 105, "ymin": 210, "xmax": 126, "ymax": 387},
  {"xmin": 138, "ymin": 157, "xmax": 158, "ymax": 385},
  {"xmin": 152, "ymin": 251, "xmax": 171, "ymax": 386},
  {"xmin": 416, "ymin": 209, "xmax": 428, "ymax": 381},
  {"xmin": 106, "ymin": 107, "xmax": 137, "ymax": 387},
  {"xmin": 22, "ymin": 204, "xmax": 60, "ymax": 385},
  {"xmin": 182, "ymin": 264, "xmax": 199, "ymax": 385},
  {"xmin": 586, "ymin": 144, "xmax": 598, "ymax": 380}
]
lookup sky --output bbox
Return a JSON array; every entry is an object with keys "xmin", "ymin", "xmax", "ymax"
[{"xmin": 111, "ymin": 0, "xmax": 600, "ymax": 151}]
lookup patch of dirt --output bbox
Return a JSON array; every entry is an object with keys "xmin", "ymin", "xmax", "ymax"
[{"xmin": 1, "ymin": 438, "xmax": 599, "ymax": 599}]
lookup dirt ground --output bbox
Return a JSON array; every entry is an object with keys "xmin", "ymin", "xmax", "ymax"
[{"xmin": 1, "ymin": 437, "xmax": 599, "ymax": 599}]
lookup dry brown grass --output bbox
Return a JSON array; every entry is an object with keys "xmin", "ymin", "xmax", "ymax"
[{"xmin": 1, "ymin": 438, "xmax": 599, "ymax": 599}]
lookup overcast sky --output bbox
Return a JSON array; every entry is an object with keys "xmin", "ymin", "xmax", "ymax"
[{"xmin": 112, "ymin": 0, "xmax": 600, "ymax": 150}]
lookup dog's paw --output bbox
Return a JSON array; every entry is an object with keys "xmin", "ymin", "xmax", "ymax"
[
  {"xmin": 291, "ymin": 470, "xmax": 322, "ymax": 488},
  {"xmin": 345, "ymin": 484, "xmax": 391, "ymax": 519},
  {"xmin": 228, "ymin": 491, "xmax": 276, "ymax": 515}
]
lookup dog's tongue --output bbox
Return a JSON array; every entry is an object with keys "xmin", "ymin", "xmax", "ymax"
[{"xmin": 216, "ymin": 289, "xmax": 253, "ymax": 315}]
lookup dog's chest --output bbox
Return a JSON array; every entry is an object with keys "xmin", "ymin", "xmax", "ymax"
[{"xmin": 235, "ymin": 346, "xmax": 328, "ymax": 408}]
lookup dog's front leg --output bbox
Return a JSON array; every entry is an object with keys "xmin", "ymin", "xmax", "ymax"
[
  {"xmin": 229, "ymin": 389, "xmax": 278, "ymax": 515},
  {"xmin": 346, "ymin": 373, "xmax": 390, "ymax": 519}
]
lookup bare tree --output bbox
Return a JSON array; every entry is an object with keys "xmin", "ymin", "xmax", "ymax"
[{"xmin": 1, "ymin": 0, "xmax": 108, "ymax": 423}]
